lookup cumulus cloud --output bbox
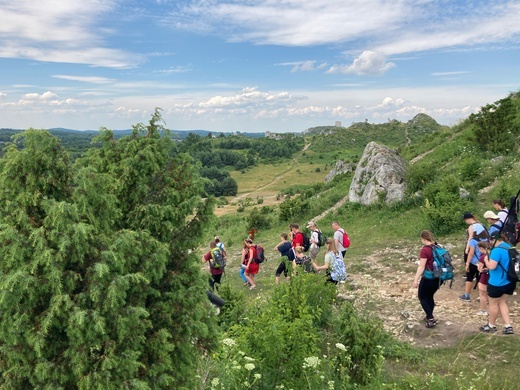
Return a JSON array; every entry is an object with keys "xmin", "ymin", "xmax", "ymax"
[{"xmin": 327, "ymin": 51, "xmax": 395, "ymax": 76}]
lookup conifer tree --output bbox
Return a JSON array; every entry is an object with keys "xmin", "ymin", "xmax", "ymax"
[{"xmin": 0, "ymin": 113, "xmax": 217, "ymax": 389}]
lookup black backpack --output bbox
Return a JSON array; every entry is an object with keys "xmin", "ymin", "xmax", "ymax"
[
  {"xmin": 254, "ymin": 244, "xmax": 266, "ymax": 264},
  {"xmin": 496, "ymin": 245, "xmax": 520, "ymax": 283},
  {"xmin": 502, "ymin": 194, "xmax": 520, "ymax": 245},
  {"xmin": 300, "ymin": 232, "xmax": 311, "ymax": 252}
]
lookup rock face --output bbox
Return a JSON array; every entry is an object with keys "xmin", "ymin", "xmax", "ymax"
[
  {"xmin": 325, "ymin": 160, "xmax": 356, "ymax": 183},
  {"xmin": 348, "ymin": 142, "xmax": 407, "ymax": 205}
]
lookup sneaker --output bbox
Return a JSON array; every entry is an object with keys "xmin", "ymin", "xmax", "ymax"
[
  {"xmin": 459, "ymin": 294, "xmax": 471, "ymax": 302},
  {"xmin": 249, "ymin": 285, "xmax": 256, "ymax": 290},
  {"xmin": 425, "ymin": 318, "xmax": 437, "ymax": 328},
  {"xmin": 503, "ymin": 326, "xmax": 514, "ymax": 335},
  {"xmin": 476, "ymin": 310, "xmax": 488, "ymax": 316},
  {"xmin": 479, "ymin": 324, "xmax": 497, "ymax": 333},
  {"xmin": 476, "ymin": 297, "xmax": 481, "ymax": 302}
]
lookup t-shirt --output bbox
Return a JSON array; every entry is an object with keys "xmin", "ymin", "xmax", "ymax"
[
  {"xmin": 334, "ymin": 229, "xmax": 346, "ymax": 252},
  {"xmin": 310, "ymin": 230, "xmax": 319, "ymax": 249},
  {"xmin": 419, "ymin": 245, "xmax": 434, "ymax": 273},
  {"xmin": 468, "ymin": 238, "xmax": 482, "ymax": 265},
  {"xmin": 277, "ymin": 241, "xmax": 292, "ymax": 258},
  {"xmin": 292, "ymin": 231, "xmax": 304, "ymax": 248},
  {"xmin": 497, "ymin": 209, "xmax": 508, "ymax": 224},
  {"xmin": 478, "ymin": 253, "xmax": 489, "ymax": 285},
  {"xmin": 489, "ymin": 222, "xmax": 503, "ymax": 239},
  {"xmin": 489, "ymin": 243, "xmax": 512, "ymax": 287},
  {"xmin": 204, "ymin": 251, "xmax": 224, "ymax": 276}
]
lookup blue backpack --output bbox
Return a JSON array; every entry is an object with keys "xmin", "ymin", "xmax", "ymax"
[
  {"xmin": 424, "ymin": 244, "xmax": 453, "ymax": 285},
  {"xmin": 330, "ymin": 252, "xmax": 347, "ymax": 282}
]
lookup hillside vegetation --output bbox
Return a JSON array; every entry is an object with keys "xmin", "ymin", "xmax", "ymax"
[{"xmin": 0, "ymin": 91, "xmax": 519, "ymax": 389}]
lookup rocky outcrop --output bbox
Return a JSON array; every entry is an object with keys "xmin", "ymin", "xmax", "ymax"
[
  {"xmin": 348, "ymin": 142, "xmax": 407, "ymax": 205},
  {"xmin": 325, "ymin": 160, "xmax": 356, "ymax": 183}
]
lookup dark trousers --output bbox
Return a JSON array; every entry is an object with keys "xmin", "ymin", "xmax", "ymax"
[
  {"xmin": 418, "ymin": 277, "xmax": 440, "ymax": 319},
  {"xmin": 209, "ymin": 273, "xmax": 222, "ymax": 291}
]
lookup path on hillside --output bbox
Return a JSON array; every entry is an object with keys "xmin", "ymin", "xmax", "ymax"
[{"xmin": 231, "ymin": 142, "xmax": 312, "ymax": 202}]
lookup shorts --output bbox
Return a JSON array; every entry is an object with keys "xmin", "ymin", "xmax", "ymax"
[
  {"xmin": 309, "ymin": 246, "xmax": 320, "ymax": 260},
  {"xmin": 487, "ymin": 282, "xmax": 517, "ymax": 298},
  {"xmin": 465, "ymin": 263, "xmax": 478, "ymax": 282}
]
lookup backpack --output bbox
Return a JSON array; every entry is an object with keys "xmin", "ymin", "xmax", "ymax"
[
  {"xmin": 211, "ymin": 248, "xmax": 226, "ymax": 269},
  {"xmin": 502, "ymin": 195, "xmax": 520, "ymax": 245},
  {"xmin": 339, "ymin": 229, "xmax": 350, "ymax": 248},
  {"xmin": 300, "ymin": 232, "xmax": 311, "ymax": 252},
  {"xmin": 496, "ymin": 245, "xmax": 520, "ymax": 283},
  {"xmin": 330, "ymin": 252, "xmax": 347, "ymax": 282},
  {"xmin": 254, "ymin": 244, "xmax": 266, "ymax": 264},
  {"xmin": 317, "ymin": 230, "xmax": 327, "ymax": 247},
  {"xmin": 295, "ymin": 255, "xmax": 313, "ymax": 273},
  {"xmin": 424, "ymin": 244, "xmax": 454, "ymax": 284}
]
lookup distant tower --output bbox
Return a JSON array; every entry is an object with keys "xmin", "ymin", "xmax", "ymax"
[{"xmin": 335, "ymin": 121, "xmax": 342, "ymax": 127}]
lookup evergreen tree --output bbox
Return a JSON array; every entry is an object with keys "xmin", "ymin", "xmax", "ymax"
[{"xmin": 0, "ymin": 113, "xmax": 218, "ymax": 389}]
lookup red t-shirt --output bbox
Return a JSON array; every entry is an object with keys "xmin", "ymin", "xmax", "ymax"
[
  {"xmin": 478, "ymin": 253, "xmax": 489, "ymax": 285},
  {"xmin": 292, "ymin": 231, "xmax": 304, "ymax": 248},
  {"xmin": 419, "ymin": 245, "xmax": 434, "ymax": 272},
  {"xmin": 204, "ymin": 251, "xmax": 224, "ymax": 276}
]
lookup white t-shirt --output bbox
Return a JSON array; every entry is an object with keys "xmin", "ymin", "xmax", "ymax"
[
  {"xmin": 310, "ymin": 230, "xmax": 319, "ymax": 249},
  {"xmin": 334, "ymin": 229, "xmax": 346, "ymax": 252},
  {"xmin": 497, "ymin": 209, "xmax": 508, "ymax": 224}
]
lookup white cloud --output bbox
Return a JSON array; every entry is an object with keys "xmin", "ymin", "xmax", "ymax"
[
  {"xmin": 431, "ymin": 71, "xmax": 469, "ymax": 76},
  {"xmin": 278, "ymin": 61, "xmax": 328, "ymax": 72},
  {"xmin": 53, "ymin": 75, "xmax": 115, "ymax": 84},
  {"xmin": 327, "ymin": 51, "xmax": 395, "ymax": 76}
]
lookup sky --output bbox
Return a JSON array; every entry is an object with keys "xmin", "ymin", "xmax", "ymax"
[{"xmin": 0, "ymin": 0, "xmax": 519, "ymax": 133}]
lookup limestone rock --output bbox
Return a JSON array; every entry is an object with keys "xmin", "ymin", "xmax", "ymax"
[
  {"xmin": 349, "ymin": 142, "xmax": 408, "ymax": 205},
  {"xmin": 325, "ymin": 160, "xmax": 356, "ymax": 183}
]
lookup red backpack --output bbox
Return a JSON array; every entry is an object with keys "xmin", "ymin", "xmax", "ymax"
[{"xmin": 339, "ymin": 229, "xmax": 351, "ymax": 248}]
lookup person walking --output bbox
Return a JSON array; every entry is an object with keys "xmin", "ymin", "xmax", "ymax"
[
  {"xmin": 306, "ymin": 221, "xmax": 321, "ymax": 263},
  {"xmin": 312, "ymin": 238, "xmax": 346, "ymax": 284},
  {"xmin": 412, "ymin": 230, "xmax": 442, "ymax": 328},
  {"xmin": 332, "ymin": 221, "xmax": 348, "ymax": 258},
  {"xmin": 483, "ymin": 210, "xmax": 503, "ymax": 240},
  {"xmin": 492, "ymin": 199, "xmax": 508, "ymax": 224},
  {"xmin": 476, "ymin": 241, "xmax": 490, "ymax": 316},
  {"xmin": 292, "ymin": 246, "xmax": 312, "ymax": 274},
  {"xmin": 243, "ymin": 238, "xmax": 259, "ymax": 290},
  {"xmin": 202, "ymin": 241, "xmax": 225, "ymax": 291},
  {"xmin": 479, "ymin": 232, "xmax": 516, "ymax": 334},
  {"xmin": 274, "ymin": 232, "xmax": 292, "ymax": 285},
  {"xmin": 460, "ymin": 224, "xmax": 489, "ymax": 302}
]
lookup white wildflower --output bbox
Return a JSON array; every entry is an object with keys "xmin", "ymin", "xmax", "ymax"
[
  {"xmin": 244, "ymin": 356, "xmax": 255, "ymax": 362},
  {"xmin": 222, "ymin": 338, "xmax": 236, "ymax": 347},
  {"xmin": 335, "ymin": 343, "xmax": 347, "ymax": 351},
  {"xmin": 244, "ymin": 363, "xmax": 255, "ymax": 371},
  {"xmin": 254, "ymin": 373, "xmax": 262, "ymax": 379},
  {"xmin": 211, "ymin": 377, "xmax": 220, "ymax": 388},
  {"xmin": 302, "ymin": 356, "xmax": 320, "ymax": 369},
  {"xmin": 328, "ymin": 380, "xmax": 335, "ymax": 390}
]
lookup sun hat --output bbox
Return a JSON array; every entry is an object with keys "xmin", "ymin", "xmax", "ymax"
[{"xmin": 483, "ymin": 211, "xmax": 500, "ymax": 220}]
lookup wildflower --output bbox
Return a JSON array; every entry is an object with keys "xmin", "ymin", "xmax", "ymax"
[
  {"xmin": 222, "ymin": 338, "xmax": 236, "ymax": 347},
  {"xmin": 328, "ymin": 380, "xmax": 335, "ymax": 390},
  {"xmin": 302, "ymin": 356, "xmax": 320, "ymax": 369},
  {"xmin": 335, "ymin": 343, "xmax": 347, "ymax": 351},
  {"xmin": 254, "ymin": 373, "xmax": 262, "ymax": 380},
  {"xmin": 244, "ymin": 356, "xmax": 255, "ymax": 362},
  {"xmin": 245, "ymin": 363, "xmax": 255, "ymax": 371},
  {"xmin": 211, "ymin": 378, "xmax": 220, "ymax": 388}
]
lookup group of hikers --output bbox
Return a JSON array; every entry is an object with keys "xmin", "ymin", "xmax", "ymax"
[
  {"xmin": 414, "ymin": 197, "xmax": 519, "ymax": 334},
  {"xmin": 202, "ymin": 221, "xmax": 350, "ymax": 292}
]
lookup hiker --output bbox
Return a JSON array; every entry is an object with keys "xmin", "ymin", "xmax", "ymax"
[
  {"xmin": 479, "ymin": 232, "xmax": 516, "ymax": 334},
  {"xmin": 332, "ymin": 221, "xmax": 348, "ymax": 258},
  {"xmin": 492, "ymin": 199, "xmax": 508, "ymax": 224},
  {"xmin": 312, "ymin": 237, "xmax": 346, "ymax": 284},
  {"xmin": 274, "ymin": 232, "xmax": 292, "ymax": 285},
  {"xmin": 289, "ymin": 223, "xmax": 305, "ymax": 260},
  {"xmin": 460, "ymin": 224, "xmax": 490, "ymax": 302},
  {"xmin": 202, "ymin": 241, "xmax": 224, "ymax": 291},
  {"xmin": 243, "ymin": 238, "xmax": 259, "ymax": 290},
  {"xmin": 483, "ymin": 210, "xmax": 503, "ymax": 240},
  {"xmin": 412, "ymin": 230, "xmax": 441, "ymax": 328},
  {"xmin": 476, "ymin": 241, "xmax": 490, "ymax": 316},
  {"xmin": 292, "ymin": 246, "xmax": 312, "ymax": 274},
  {"xmin": 306, "ymin": 221, "xmax": 321, "ymax": 262}
]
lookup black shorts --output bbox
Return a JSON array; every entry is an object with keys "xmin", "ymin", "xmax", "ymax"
[
  {"xmin": 487, "ymin": 282, "xmax": 517, "ymax": 298},
  {"xmin": 465, "ymin": 263, "xmax": 479, "ymax": 282}
]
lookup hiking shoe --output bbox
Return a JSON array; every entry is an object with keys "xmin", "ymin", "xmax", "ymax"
[
  {"xmin": 479, "ymin": 324, "xmax": 497, "ymax": 333},
  {"xmin": 503, "ymin": 326, "xmax": 514, "ymax": 335},
  {"xmin": 476, "ymin": 310, "xmax": 488, "ymax": 316},
  {"xmin": 459, "ymin": 294, "xmax": 470, "ymax": 302},
  {"xmin": 425, "ymin": 318, "xmax": 437, "ymax": 328}
]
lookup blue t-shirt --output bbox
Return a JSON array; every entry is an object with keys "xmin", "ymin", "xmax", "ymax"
[
  {"xmin": 468, "ymin": 238, "xmax": 482, "ymax": 265},
  {"xmin": 488, "ymin": 243, "xmax": 512, "ymax": 287},
  {"xmin": 277, "ymin": 241, "xmax": 292, "ymax": 258},
  {"xmin": 489, "ymin": 222, "xmax": 503, "ymax": 239}
]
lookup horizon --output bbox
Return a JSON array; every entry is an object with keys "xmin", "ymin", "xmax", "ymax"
[{"xmin": 0, "ymin": 1, "xmax": 519, "ymax": 133}]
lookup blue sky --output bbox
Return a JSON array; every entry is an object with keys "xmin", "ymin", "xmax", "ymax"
[{"xmin": 0, "ymin": 0, "xmax": 519, "ymax": 133}]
